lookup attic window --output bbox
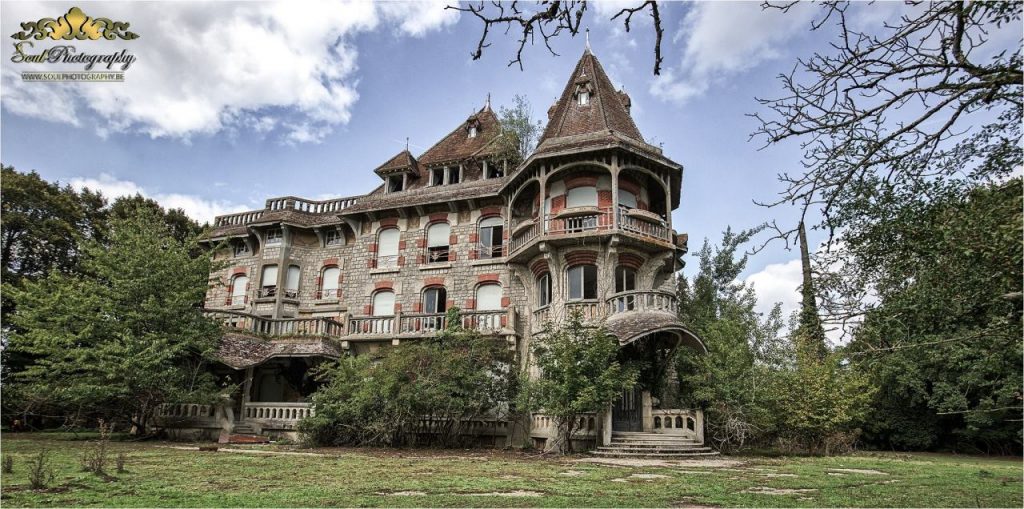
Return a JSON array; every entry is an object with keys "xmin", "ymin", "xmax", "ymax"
[
  {"xmin": 485, "ymin": 160, "xmax": 505, "ymax": 179},
  {"xmin": 387, "ymin": 175, "xmax": 404, "ymax": 193},
  {"xmin": 578, "ymin": 91, "xmax": 590, "ymax": 106},
  {"xmin": 448, "ymin": 166, "xmax": 461, "ymax": 184},
  {"xmin": 469, "ymin": 126, "xmax": 478, "ymax": 138},
  {"xmin": 431, "ymin": 167, "xmax": 445, "ymax": 186}
]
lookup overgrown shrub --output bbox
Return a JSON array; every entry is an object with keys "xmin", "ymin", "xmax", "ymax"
[
  {"xmin": 115, "ymin": 452, "xmax": 126, "ymax": 474},
  {"xmin": 516, "ymin": 312, "xmax": 639, "ymax": 453},
  {"xmin": 3, "ymin": 455, "xmax": 13, "ymax": 474},
  {"xmin": 80, "ymin": 419, "xmax": 110, "ymax": 474},
  {"xmin": 27, "ymin": 449, "xmax": 55, "ymax": 489},
  {"xmin": 299, "ymin": 308, "xmax": 515, "ymax": 448}
]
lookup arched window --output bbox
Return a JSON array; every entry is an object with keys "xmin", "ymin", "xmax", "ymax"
[
  {"xmin": 566, "ymin": 186, "xmax": 598, "ymax": 208},
  {"xmin": 372, "ymin": 290, "xmax": 395, "ymax": 316},
  {"xmin": 567, "ymin": 264, "xmax": 597, "ymax": 301},
  {"xmin": 614, "ymin": 266, "xmax": 637, "ymax": 311},
  {"xmin": 618, "ymin": 189, "xmax": 638, "ymax": 209},
  {"xmin": 377, "ymin": 228, "xmax": 400, "ymax": 268},
  {"xmin": 260, "ymin": 265, "xmax": 278, "ymax": 297},
  {"xmin": 614, "ymin": 266, "xmax": 636, "ymax": 293},
  {"xmin": 319, "ymin": 266, "xmax": 340, "ymax": 299},
  {"xmin": 426, "ymin": 222, "xmax": 450, "ymax": 263},
  {"xmin": 475, "ymin": 283, "xmax": 503, "ymax": 310},
  {"xmin": 478, "ymin": 217, "xmax": 503, "ymax": 259},
  {"xmin": 284, "ymin": 265, "xmax": 301, "ymax": 299},
  {"xmin": 537, "ymin": 273, "xmax": 552, "ymax": 307},
  {"xmin": 229, "ymin": 274, "xmax": 248, "ymax": 306},
  {"xmin": 422, "ymin": 287, "xmax": 447, "ymax": 314}
]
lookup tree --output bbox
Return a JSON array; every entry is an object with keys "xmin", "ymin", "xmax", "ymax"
[
  {"xmin": 449, "ymin": 1, "xmax": 667, "ymax": 75},
  {"xmin": 836, "ymin": 178, "xmax": 1022, "ymax": 453},
  {"xmin": 675, "ymin": 228, "xmax": 787, "ymax": 451},
  {"xmin": 753, "ymin": 0, "xmax": 1022, "ymax": 246},
  {"xmin": 3, "ymin": 209, "xmax": 221, "ymax": 434},
  {"xmin": 517, "ymin": 311, "xmax": 639, "ymax": 453},
  {"xmin": 496, "ymin": 94, "xmax": 543, "ymax": 163},
  {"xmin": 299, "ymin": 308, "xmax": 515, "ymax": 447}
]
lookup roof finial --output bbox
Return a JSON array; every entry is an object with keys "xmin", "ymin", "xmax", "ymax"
[
  {"xmin": 585, "ymin": 28, "xmax": 591, "ymax": 54},
  {"xmin": 405, "ymin": 137, "xmax": 409, "ymax": 151},
  {"xmin": 485, "ymin": 93, "xmax": 491, "ymax": 111}
]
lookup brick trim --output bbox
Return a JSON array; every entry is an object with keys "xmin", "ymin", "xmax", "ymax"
[
  {"xmin": 565, "ymin": 250, "xmax": 598, "ymax": 267},
  {"xmin": 379, "ymin": 217, "xmax": 399, "ymax": 227},
  {"xmin": 565, "ymin": 175, "xmax": 599, "ymax": 190},
  {"xmin": 477, "ymin": 273, "xmax": 500, "ymax": 283},
  {"xmin": 428, "ymin": 212, "xmax": 449, "ymax": 223},
  {"xmin": 322, "ymin": 258, "xmax": 339, "ymax": 267},
  {"xmin": 618, "ymin": 252, "xmax": 645, "ymax": 270},
  {"xmin": 231, "ymin": 267, "xmax": 247, "ymax": 276},
  {"xmin": 618, "ymin": 177, "xmax": 641, "ymax": 196},
  {"xmin": 530, "ymin": 260, "xmax": 549, "ymax": 276},
  {"xmin": 374, "ymin": 280, "xmax": 394, "ymax": 290},
  {"xmin": 479, "ymin": 206, "xmax": 502, "ymax": 218},
  {"xmin": 424, "ymin": 276, "xmax": 445, "ymax": 287}
]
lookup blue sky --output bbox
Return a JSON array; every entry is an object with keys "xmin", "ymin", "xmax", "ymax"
[{"xmin": 1, "ymin": 1, "xmax": 901, "ymax": 324}]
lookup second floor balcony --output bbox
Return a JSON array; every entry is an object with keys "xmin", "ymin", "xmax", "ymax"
[
  {"xmin": 509, "ymin": 206, "xmax": 675, "ymax": 257},
  {"xmin": 531, "ymin": 290, "xmax": 679, "ymax": 333}
]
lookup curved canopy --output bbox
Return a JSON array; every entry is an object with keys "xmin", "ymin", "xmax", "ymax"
[{"xmin": 605, "ymin": 311, "xmax": 707, "ymax": 354}]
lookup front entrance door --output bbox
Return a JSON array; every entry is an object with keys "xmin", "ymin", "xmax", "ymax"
[{"xmin": 612, "ymin": 385, "xmax": 642, "ymax": 431}]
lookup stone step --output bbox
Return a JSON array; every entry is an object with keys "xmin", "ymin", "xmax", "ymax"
[
  {"xmin": 600, "ymin": 445, "xmax": 712, "ymax": 452},
  {"xmin": 591, "ymin": 450, "xmax": 721, "ymax": 458},
  {"xmin": 612, "ymin": 432, "xmax": 697, "ymax": 439},
  {"xmin": 224, "ymin": 433, "xmax": 270, "ymax": 444},
  {"xmin": 609, "ymin": 440, "xmax": 702, "ymax": 446}
]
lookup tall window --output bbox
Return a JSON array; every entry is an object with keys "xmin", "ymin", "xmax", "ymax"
[
  {"xmin": 614, "ymin": 266, "xmax": 636, "ymax": 293},
  {"xmin": 618, "ymin": 189, "xmax": 638, "ymax": 209},
  {"xmin": 265, "ymin": 228, "xmax": 283, "ymax": 246},
  {"xmin": 320, "ymin": 266, "xmax": 340, "ymax": 299},
  {"xmin": 372, "ymin": 290, "xmax": 395, "ymax": 316},
  {"xmin": 476, "ymin": 283, "xmax": 502, "ymax": 310},
  {"xmin": 260, "ymin": 265, "xmax": 278, "ymax": 298},
  {"xmin": 478, "ymin": 217, "xmax": 503, "ymax": 258},
  {"xmin": 566, "ymin": 186, "xmax": 599, "ymax": 208},
  {"xmin": 537, "ymin": 273, "xmax": 551, "ymax": 307},
  {"xmin": 426, "ymin": 222, "xmax": 450, "ymax": 263},
  {"xmin": 448, "ymin": 166, "xmax": 461, "ymax": 184},
  {"xmin": 377, "ymin": 228, "xmax": 400, "ymax": 268},
  {"xmin": 578, "ymin": 91, "xmax": 590, "ymax": 106},
  {"xmin": 468, "ymin": 126, "xmax": 478, "ymax": 138},
  {"xmin": 567, "ymin": 264, "xmax": 598, "ymax": 301},
  {"xmin": 284, "ymin": 265, "xmax": 301, "ymax": 299},
  {"xmin": 229, "ymin": 274, "xmax": 248, "ymax": 306},
  {"xmin": 423, "ymin": 287, "xmax": 447, "ymax": 314}
]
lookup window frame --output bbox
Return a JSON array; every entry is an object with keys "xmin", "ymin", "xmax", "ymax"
[
  {"xmin": 229, "ymin": 274, "xmax": 249, "ymax": 306},
  {"xmin": 319, "ymin": 266, "xmax": 340, "ymax": 299},
  {"xmin": 567, "ymin": 264, "xmax": 598, "ymax": 301},
  {"xmin": 475, "ymin": 283, "xmax": 503, "ymax": 311},
  {"xmin": 371, "ymin": 290, "xmax": 396, "ymax": 316},
  {"xmin": 284, "ymin": 265, "xmax": 301, "ymax": 299},
  {"xmin": 422, "ymin": 286, "xmax": 447, "ymax": 314},
  {"xmin": 260, "ymin": 264, "xmax": 278, "ymax": 298},
  {"xmin": 578, "ymin": 91, "xmax": 590, "ymax": 106},
  {"xmin": 425, "ymin": 222, "xmax": 451, "ymax": 263},
  {"xmin": 265, "ymin": 228, "xmax": 283, "ymax": 246},
  {"xmin": 537, "ymin": 272, "xmax": 552, "ymax": 307},
  {"xmin": 376, "ymin": 227, "xmax": 400, "ymax": 268},
  {"xmin": 478, "ymin": 216, "xmax": 504, "ymax": 259}
]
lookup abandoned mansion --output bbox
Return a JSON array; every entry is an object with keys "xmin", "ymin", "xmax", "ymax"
[{"xmin": 167, "ymin": 48, "xmax": 711, "ymax": 456}]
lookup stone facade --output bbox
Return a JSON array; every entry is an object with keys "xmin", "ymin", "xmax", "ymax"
[{"xmin": 187, "ymin": 48, "xmax": 707, "ymax": 447}]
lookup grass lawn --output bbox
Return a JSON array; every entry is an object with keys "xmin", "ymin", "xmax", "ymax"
[{"xmin": 0, "ymin": 433, "xmax": 1020, "ymax": 507}]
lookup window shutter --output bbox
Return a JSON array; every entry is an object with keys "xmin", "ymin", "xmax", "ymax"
[{"xmin": 427, "ymin": 223, "xmax": 450, "ymax": 247}]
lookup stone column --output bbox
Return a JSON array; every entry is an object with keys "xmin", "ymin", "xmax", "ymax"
[
  {"xmin": 641, "ymin": 390, "xmax": 654, "ymax": 432},
  {"xmin": 601, "ymin": 404, "xmax": 613, "ymax": 445}
]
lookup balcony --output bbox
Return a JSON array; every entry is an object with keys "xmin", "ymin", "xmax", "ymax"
[
  {"xmin": 509, "ymin": 206, "xmax": 673, "ymax": 257},
  {"xmin": 349, "ymin": 309, "xmax": 513, "ymax": 338},
  {"xmin": 204, "ymin": 310, "xmax": 345, "ymax": 338},
  {"xmin": 531, "ymin": 290, "xmax": 678, "ymax": 332}
]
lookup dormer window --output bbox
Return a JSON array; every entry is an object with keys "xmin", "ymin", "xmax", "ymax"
[
  {"xmin": 325, "ymin": 230, "xmax": 342, "ymax": 247},
  {"xmin": 265, "ymin": 228, "xmax": 283, "ymax": 246},
  {"xmin": 387, "ymin": 175, "xmax": 404, "ymax": 193},
  {"xmin": 484, "ymin": 160, "xmax": 505, "ymax": 179},
  {"xmin": 431, "ymin": 167, "xmax": 445, "ymax": 186},
  {"xmin": 578, "ymin": 91, "xmax": 590, "ymax": 106},
  {"xmin": 469, "ymin": 126, "xmax": 478, "ymax": 138},
  {"xmin": 448, "ymin": 166, "xmax": 461, "ymax": 184}
]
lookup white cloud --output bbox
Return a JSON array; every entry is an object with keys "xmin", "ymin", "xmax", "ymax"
[
  {"xmin": 1, "ymin": 1, "xmax": 457, "ymax": 143},
  {"xmin": 69, "ymin": 173, "xmax": 248, "ymax": 225},
  {"xmin": 745, "ymin": 258, "xmax": 803, "ymax": 321},
  {"xmin": 650, "ymin": 1, "xmax": 817, "ymax": 104}
]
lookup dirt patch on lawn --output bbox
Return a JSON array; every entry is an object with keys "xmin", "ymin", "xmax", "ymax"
[
  {"xmin": 612, "ymin": 473, "xmax": 672, "ymax": 482},
  {"xmin": 378, "ymin": 491, "xmax": 428, "ymax": 496},
  {"xmin": 576, "ymin": 457, "xmax": 744, "ymax": 468},
  {"xmin": 827, "ymin": 468, "xmax": 887, "ymax": 475},
  {"xmin": 742, "ymin": 487, "xmax": 818, "ymax": 495},
  {"xmin": 457, "ymin": 490, "xmax": 543, "ymax": 497}
]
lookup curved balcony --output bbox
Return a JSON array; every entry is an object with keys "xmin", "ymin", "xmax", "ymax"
[
  {"xmin": 509, "ymin": 206, "xmax": 674, "ymax": 258},
  {"xmin": 531, "ymin": 290, "xmax": 679, "ymax": 331},
  {"xmin": 204, "ymin": 309, "xmax": 345, "ymax": 338}
]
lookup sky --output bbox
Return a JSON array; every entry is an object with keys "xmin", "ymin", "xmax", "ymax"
[{"xmin": 0, "ymin": 1, "xmax": 921, "ymax": 335}]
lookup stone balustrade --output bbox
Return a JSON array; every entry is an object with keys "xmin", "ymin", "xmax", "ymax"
[
  {"xmin": 244, "ymin": 402, "xmax": 313, "ymax": 425},
  {"xmin": 204, "ymin": 310, "xmax": 345, "ymax": 337},
  {"xmin": 508, "ymin": 206, "xmax": 673, "ymax": 256},
  {"xmin": 530, "ymin": 412, "xmax": 599, "ymax": 439},
  {"xmin": 214, "ymin": 210, "xmax": 264, "ymax": 227},
  {"xmin": 652, "ymin": 408, "xmax": 704, "ymax": 442}
]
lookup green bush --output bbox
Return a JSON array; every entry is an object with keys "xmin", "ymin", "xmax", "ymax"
[{"xmin": 298, "ymin": 308, "xmax": 514, "ymax": 447}]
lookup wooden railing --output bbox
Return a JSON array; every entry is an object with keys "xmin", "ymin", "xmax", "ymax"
[
  {"xmin": 244, "ymin": 402, "xmax": 313, "ymax": 422},
  {"xmin": 204, "ymin": 310, "xmax": 345, "ymax": 337}
]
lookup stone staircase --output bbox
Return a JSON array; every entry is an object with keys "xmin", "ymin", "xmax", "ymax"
[
  {"xmin": 592, "ymin": 432, "xmax": 719, "ymax": 458},
  {"xmin": 218, "ymin": 423, "xmax": 270, "ymax": 444}
]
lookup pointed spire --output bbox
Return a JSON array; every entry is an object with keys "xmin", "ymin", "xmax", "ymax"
[
  {"xmin": 485, "ymin": 93, "xmax": 491, "ymax": 111},
  {"xmin": 585, "ymin": 28, "xmax": 592, "ymax": 54},
  {"xmin": 405, "ymin": 137, "xmax": 409, "ymax": 151}
]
